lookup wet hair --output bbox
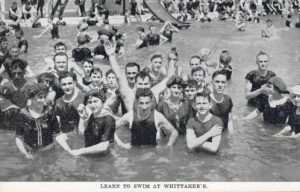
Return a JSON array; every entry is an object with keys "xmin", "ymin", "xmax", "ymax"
[
  {"xmin": 105, "ymin": 69, "xmax": 115, "ymax": 77},
  {"xmin": 190, "ymin": 55, "xmax": 201, "ymax": 62},
  {"xmin": 54, "ymin": 41, "xmax": 67, "ymax": 50},
  {"xmin": 135, "ymin": 71, "xmax": 151, "ymax": 82},
  {"xmin": 90, "ymin": 67, "xmax": 103, "ymax": 77},
  {"xmin": 37, "ymin": 72, "xmax": 56, "ymax": 87},
  {"xmin": 84, "ymin": 89, "xmax": 106, "ymax": 105},
  {"xmin": 53, "ymin": 52, "xmax": 68, "ymax": 62},
  {"xmin": 10, "ymin": 59, "xmax": 27, "ymax": 72},
  {"xmin": 194, "ymin": 92, "xmax": 211, "ymax": 103},
  {"xmin": 219, "ymin": 50, "xmax": 232, "ymax": 64},
  {"xmin": 58, "ymin": 71, "xmax": 77, "ymax": 82},
  {"xmin": 23, "ymin": 83, "xmax": 48, "ymax": 99},
  {"xmin": 125, "ymin": 62, "xmax": 140, "ymax": 72},
  {"xmin": 256, "ymin": 51, "xmax": 269, "ymax": 62},
  {"xmin": 137, "ymin": 26, "xmax": 145, "ymax": 32},
  {"xmin": 135, "ymin": 88, "xmax": 153, "ymax": 100},
  {"xmin": 150, "ymin": 54, "xmax": 162, "ymax": 62},
  {"xmin": 186, "ymin": 79, "xmax": 198, "ymax": 88},
  {"xmin": 191, "ymin": 66, "xmax": 206, "ymax": 77},
  {"xmin": 82, "ymin": 58, "xmax": 94, "ymax": 67},
  {"xmin": 212, "ymin": 69, "xmax": 227, "ymax": 80},
  {"xmin": 15, "ymin": 29, "xmax": 24, "ymax": 36}
]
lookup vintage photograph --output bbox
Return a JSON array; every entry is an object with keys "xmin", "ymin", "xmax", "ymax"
[{"xmin": 0, "ymin": 0, "xmax": 300, "ymax": 184}]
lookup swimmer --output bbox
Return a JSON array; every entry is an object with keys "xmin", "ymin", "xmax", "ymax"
[
  {"xmin": 186, "ymin": 92, "xmax": 223, "ymax": 153},
  {"xmin": 274, "ymin": 85, "xmax": 300, "ymax": 138},
  {"xmin": 160, "ymin": 21, "xmax": 179, "ymax": 45}
]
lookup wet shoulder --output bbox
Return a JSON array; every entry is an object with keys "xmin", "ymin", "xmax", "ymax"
[{"xmin": 211, "ymin": 115, "xmax": 224, "ymax": 128}]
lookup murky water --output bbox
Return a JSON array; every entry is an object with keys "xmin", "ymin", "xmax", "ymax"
[{"xmin": 1, "ymin": 16, "xmax": 300, "ymax": 181}]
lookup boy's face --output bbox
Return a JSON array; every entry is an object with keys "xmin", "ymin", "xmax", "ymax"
[
  {"xmin": 60, "ymin": 76, "xmax": 76, "ymax": 96},
  {"xmin": 151, "ymin": 57, "xmax": 163, "ymax": 73},
  {"xmin": 0, "ymin": 41, "xmax": 8, "ymax": 50},
  {"xmin": 10, "ymin": 48, "xmax": 19, "ymax": 58},
  {"xmin": 189, "ymin": 58, "xmax": 201, "ymax": 69},
  {"xmin": 126, "ymin": 66, "xmax": 139, "ymax": 84},
  {"xmin": 212, "ymin": 74, "xmax": 227, "ymax": 94},
  {"xmin": 82, "ymin": 62, "xmax": 93, "ymax": 76},
  {"xmin": 137, "ymin": 96, "xmax": 152, "ymax": 113},
  {"xmin": 170, "ymin": 84, "xmax": 182, "ymax": 97},
  {"xmin": 54, "ymin": 55, "xmax": 68, "ymax": 72},
  {"xmin": 256, "ymin": 55, "xmax": 269, "ymax": 70},
  {"xmin": 192, "ymin": 70, "xmax": 205, "ymax": 83},
  {"xmin": 193, "ymin": 96, "xmax": 211, "ymax": 115},
  {"xmin": 91, "ymin": 72, "xmax": 102, "ymax": 86},
  {"xmin": 136, "ymin": 76, "xmax": 151, "ymax": 89},
  {"xmin": 185, "ymin": 86, "xmax": 197, "ymax": 100},
  {"xmin": 106, "ymin": 73, "xmax": 117, "ymax": 88},
  {"xmin": 55, "ymin": 46, "xmax": 67, "ymax": 54},
  {"xmin": 87, "ymin": 96, "xmax": 103, "ymax": 114}
]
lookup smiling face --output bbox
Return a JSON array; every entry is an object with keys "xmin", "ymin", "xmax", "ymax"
[
  {"xmin": 170, "ymin": 84, "xmax": 183, "ymax": 98},
  {"xmin": 126, "ymin": 66, "xmax": 139, "ymax": 84},
  {"xmin": 185, "ymin": 86, "xmax": 197, "ymax": 101},
  {"xmin": 60, "ymin": 76, "xmax": 76, "ymax": 96},
  {"xmin": 151, "ymin": 57, "xmax": 163, "ymax": 73},
  {"xmin": 29, "ymin": 93, "xmax": 47, "ymax": 108},
  {"xmin": 193, "ymin": 96, "xmax": 211, "ymax": 116},
  {"xmin": 54, "ymin": 55, "xmax": 68, "ymax": 72},
  {"xmin": 192, "ymin": 70, "xmax": 205, "ymax": 83},
  {"xmin": 91, "ymin": 72, "xmax": 102, "ymax": 86},
  {"xmin": 190, "ymin": 57, "xmax": 201, "ymax": 69},
  {"xmin": 136, "ymin": 76, "xmax": 151, "ymax": 89},
  {"xmin": 86, "ymin": 96, "xmax": 103, "ymax": 115},
  {"xmin": 256, "ymin": 54, "xmax": 269, "ymax": 71},
  {"xmin": 212, "ymin": 74, "xmax": 227, "ymax": 94}
]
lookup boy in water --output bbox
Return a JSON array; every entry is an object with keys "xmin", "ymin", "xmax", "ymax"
[{"xmin": 186, "ymin": 92, "xmax": 223, "ymax": 153}]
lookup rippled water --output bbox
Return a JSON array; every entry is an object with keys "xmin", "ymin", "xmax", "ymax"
[{"xmin": 1, "ymin": 16, "xmax": 300, "ymax": 181}]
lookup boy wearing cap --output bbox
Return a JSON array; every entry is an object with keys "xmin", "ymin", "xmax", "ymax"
[
  {"xmin": 186, "ymin": 92, "xmax": 223, "ymax": 153},
  {"xmin": 274, "ymin": 85, "xmax": 300, "ymax": 138},
  {"xmin": 243, "ymin": 76, "xmax": 294, "ymax": 125},
  {"xmin": 15, "ymin": 83, "xmax": 60, "ymax": 159}
]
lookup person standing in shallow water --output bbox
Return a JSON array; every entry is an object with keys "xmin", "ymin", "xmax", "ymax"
[
  {"xmin": 243, "ymin": 76, "xmax": 294, "ymax": 126},
  {"xmin": 245, "ymin": 51, "xmax": 276, "ymax": 107},
  {"xmin": 114, "ymin": 88, "xmax": 178, "ymax": 149},
  {"xmin": 15, "ymin": 83, "xmax": 59, "ymax": 159}
]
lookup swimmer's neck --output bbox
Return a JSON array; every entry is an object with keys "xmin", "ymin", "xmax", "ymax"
[
  {"xmin": 257, "ymin": 69, "xmax": 267, "ymax": 76},
  {"xmin": 169, "ymin": 94, "xmax": 180, "ymax": 104}
]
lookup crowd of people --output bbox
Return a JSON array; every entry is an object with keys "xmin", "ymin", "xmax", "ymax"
[{"xmin": 0, "ymin": 0, "xmax": 300, "ymax": 160}]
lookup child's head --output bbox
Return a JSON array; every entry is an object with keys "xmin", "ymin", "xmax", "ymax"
[
  {"xmin": 9, "ymin": 45, "xmax": 19, "ymax": 58},
  {"xmin": 0, "ymin": 21, "xmax": 6, "ymax": 30},
  {"xmin": 0, "ymin": 38, "xmax": 8, "ymax": 50},
  {"xmin": 219, "ymin": 50, "xmax": 232, "ymax": 65},
  {"xmin": 82, "ymin": 59, "xmax": 94, "ymax": 76},
  {"xmin": 77, "ymin": 20, "xmax": 89, "ymax": 32},
  {"xmin": 54, "ymin": 41, "xmax": 67, "ymax": 53},
  {"xmin": 189, "ymin": 55, "xmax": 201, "ymax": 69},
  {"xmin": 289, "ymin": 85, "xmax": 300, "ymax": 107},
  {"xmin": 37, "ymin": 72, "xmax": 56, "ymax": 88},
  {"xmin": 185, "ymin": 79, "xmax": 198, "ymax": 101},
  {"xmin": 266, "ymin": 19, "xmax": 273, "ymax": 27},
  {"xmin": 10, "ymin": 59, "xmax": 27, "ymax": 80},
  {"xmin": 77, "ymin": 34, "xmax": 88, "ymax": 46},
  {"xmin": 191, "ymin": 66, "xmax": 206, "ymax": 83},
  {"xmin": 11, "ymin": 1, "xmax": 18, "ymax": 9},
  {"xmin": 105, "ymin": 69, "xmax": 117, "ymax": 89},
  {"xmin": 150, "ymin": 54, "xmax": 163, "ymax": 73},
  {"xmin": 193, "ymin": 92, "xmax": 212, "ymax": 116},
  {"xmin": 90, "ymin": 67, "xmax": 103, "ymax": 86},
  {"xmin": 15, "ymin": 29, "xmax": 24, "ymax": 40}
]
